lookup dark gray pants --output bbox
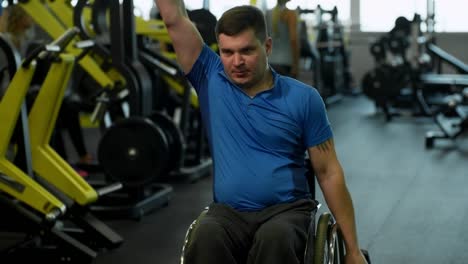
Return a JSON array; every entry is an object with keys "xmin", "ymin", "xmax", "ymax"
[{"xmin": 184, "ymin": 199, "xmax": 317, "ymax": 264}]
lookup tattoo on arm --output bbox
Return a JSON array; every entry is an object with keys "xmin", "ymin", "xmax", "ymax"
[{"xmin": 316, "ymin": 138, "xmax": 333, "ymax": 153}]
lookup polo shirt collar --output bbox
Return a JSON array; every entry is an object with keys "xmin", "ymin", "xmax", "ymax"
[{"xmin": 217, "ymin": 66, "xmax": 279, "ymax": 95}]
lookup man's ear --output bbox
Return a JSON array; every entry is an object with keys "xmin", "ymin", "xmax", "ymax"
[{"xmin": 265, "ymin": 37, "xmax": 273, "ymax": 56}]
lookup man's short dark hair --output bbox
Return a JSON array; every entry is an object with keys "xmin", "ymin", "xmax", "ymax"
[{"xmin": 215, "ymin": 5, "xmax": 267, "ymax": 43}]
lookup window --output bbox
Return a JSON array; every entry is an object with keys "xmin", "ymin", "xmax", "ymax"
[
  {"xmin": 360, "ymin": 0, "xmax": 427, "ymax": 32},
  {"xmin": 133, "ymin": 0, "xmax": 205, "ymax": 19},
  {"xmin": 184, "ymin": 0, "xmax": 205, "ymax": 10},
  {"xmin": 137, "ymin": 0, "xmax": 467, "ymax": 32},
  {"xmin": 360, "ymin": 0, "xmax": 468, "ymax": 32},
  {"xmin": 265, "ymin": 0, "xmax": 350, "ymax": 24},
  {"xmin": 209, "ymin": 0, "xmax": 251, "ymax": 19},
  {"xmin": 435, "ymin": 0, "xmax": 468, "ymax": 32},
  {"xmin": 133, "ymin": 0, "xmax": 156, "ymax": 19}
]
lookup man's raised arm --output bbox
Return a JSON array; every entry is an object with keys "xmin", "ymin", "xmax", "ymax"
[{"xmin": 155, "ymin": 0, "xmax": 204, "ymax": 73}]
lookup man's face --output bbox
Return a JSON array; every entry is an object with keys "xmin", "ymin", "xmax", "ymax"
[{"xmin": 218, "ymin": 29, "xmax": 272, "ymax": 89}]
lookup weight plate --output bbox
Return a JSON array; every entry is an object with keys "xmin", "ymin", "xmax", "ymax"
[
  {"xmin": 97, "ymin": 117, "xmax": 169, "ymax": 187},
  {"xmin": 149, "ymin": 112, "xmax": 185, "ymax": 174},
  {"xmin": 361, "ymin": 70, "xmax": 380, "ymax": 100}
]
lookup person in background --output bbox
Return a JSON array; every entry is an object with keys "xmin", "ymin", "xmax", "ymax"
[
  {"xmin": 0, "ymin": 5, "xmax": 34, "ymax": 54},
  {"xmin": 266, "ymin": 0, "xmax": 300, "ymax": 78},
  {"xmin": 157, "ymin": 1, "xmax": 368, "ymax": 263}
]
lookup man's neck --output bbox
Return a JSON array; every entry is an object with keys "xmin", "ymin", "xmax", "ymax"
[{"xmin": 242, "ymin": 68, "xmax": 274, "ymax": 98}]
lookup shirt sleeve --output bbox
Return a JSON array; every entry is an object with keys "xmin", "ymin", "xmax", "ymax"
[
  {"xmin": 186, "ymin": 44, "xmax": 222, "ymax": 94},
  {"xmin": 302, "ymin": 88, "xmax": 333, "ymax": 148}
]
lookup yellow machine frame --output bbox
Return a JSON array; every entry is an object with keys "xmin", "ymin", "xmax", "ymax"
[
  {"xmin": 28, "ymin": 53, "xmax": 99, "ymax": 205},
  {"xmin": 0, "ymin": 60, "xmax": 66, "ymax": 217},
  {"xmin": 23, "ymin": 0, "xmax": 200, "ymax": 111},
  {"xmin": 19, "ymin": 0, "xmax": 124, "ymax": 91},
  {"xmin": 63, "ymin": 0, "xmax": 201, "ymax": 108}
]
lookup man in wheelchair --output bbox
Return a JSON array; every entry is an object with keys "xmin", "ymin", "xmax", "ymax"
[{"xmin": 154, "ymin": 1, "xmax": 368, "ymax": 263}]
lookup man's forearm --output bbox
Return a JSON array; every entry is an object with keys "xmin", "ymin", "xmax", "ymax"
[{"xmin": 319, "ymin": 172, "xmax": 361, "ymax": 254}]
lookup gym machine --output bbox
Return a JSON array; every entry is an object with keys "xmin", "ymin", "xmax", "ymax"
[
  {"xmin": 299, "ymin": 5, "xmax": 354, "ymax": 105},
  {"xmin": 21, "ymin": 27, "xmax": 123, "ymax": 251},
  {"xmin": 73, "ymin": 0, "xmax": 176, "ymax": 219},
  {"xmin": 17, "ymin": 0, "xmax": 177, "ymax": 220},
  {"xmin": 417, "ymin": 48, "xmax": 468, "ymax": 148},
  {"xmin": 80, "ymin": 0, "xmax": 212, "ymax": 183},
  {"xmin": 361, "ymin": 25, "xmax": 416, "ymax": 121},
  {"xmin": 361, "ymin": 10, "xmax": 451, "ymax": 121},
  {"xmin": 0, "ymin": 33, "xmax": 67, "ymax": 222},
  {"xmin": 424, "ymin": 87, "xmax": 468, "ymax": 149},
  {"xmin": 18, "ymin": 0, "xmax": 127, "ymax": 107},
  {"xmin": 414, "ymin": 44, "xmax": 468, "ymax": 117},
  {"xmin": 404, "ymin": 2, "xmax": 468, "ymax": 147},
  {"xmin": 0, "ymin": 29, "xmax": 121, "ymax": 263},
  {"xmin": 137, "ymin": 47, "xmax": 213, "ymax": 183},
  {"xmin": 314, "ymin": 5, "xmax": 354, "ymax": 103}
]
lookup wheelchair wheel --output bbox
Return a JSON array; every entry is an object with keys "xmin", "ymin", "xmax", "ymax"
[
  {"xmin": 180, "ymin": 209, "xmax": 208, "ymax": 264},
  {"xmin": 314, "ymin": 212, "xmax": 345, "ymax": 264}
]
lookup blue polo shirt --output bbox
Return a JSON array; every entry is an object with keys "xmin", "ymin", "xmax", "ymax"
[{"xmin": 186, "ymin": 45, "xmax": 333, "ymax": 211}]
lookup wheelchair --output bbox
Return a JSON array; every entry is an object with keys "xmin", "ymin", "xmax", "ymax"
[{"xmin": 179, "ymin": 160, "xmax": 371, "ymax": 264}]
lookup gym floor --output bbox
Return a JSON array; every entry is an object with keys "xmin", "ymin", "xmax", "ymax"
[{"xmin": 85, "ymin": 95, "xmax": 468, "ymax": 264}]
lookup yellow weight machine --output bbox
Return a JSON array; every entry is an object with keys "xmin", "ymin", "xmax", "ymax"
[
  {"xmin": 15, "ymin": 1, "xmax": 178, "ymax": 220},
  {"xmin": 0, "ymin": 29, "xmax": 118, "ymax": 263},
  {"xmin": 28, "ymin": 43, "xmax": 97, "ymax": 206},
  {"xmin": 0, "ymin": 27, "xmax": 101, "ymax": 207},
  {"xmin": 0, "ymin": 35, "xmax": 66, "ymax": 219},
  {"xmin": 69, "ymin": 0, "xmax": 200, "ymax": 109},
  {"xmin": 20, "ymin": 0, "xmax": 124, "ymax": 90},
  {"xmin": 71, "ymin": 0, "xmax": 211, "ymax": 183},
  {"xmin": 18, "ymin": 0, "xmax": 129, "ymax": 124},
  {"xmin": 20, "ymin": 0, "xmax": 208, "ymax": 188},
  {"xmin": 25, "ymin": 27, "xmax": 123, "ymax": 248}
]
